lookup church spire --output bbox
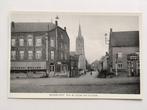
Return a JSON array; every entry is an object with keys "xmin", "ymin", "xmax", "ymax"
[{"xmin": 78, "ymin": 24, "xmax": 82, "ymax": 37}]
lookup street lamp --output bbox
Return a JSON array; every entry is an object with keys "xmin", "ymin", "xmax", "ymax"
[
  {"xmin": 115, "ymin": 53, "xmax": 118, "ymax": 76},
  {"xmin": 45, "ymin": 34, "xmax": 49, "ymax": 77},
  {"xmin": 105, "ymin": 33, "xmax": 109, "ymax": 45},
  {"xmin": 104, "ymin": 33, "xmax": 111, "ymax": 75}
]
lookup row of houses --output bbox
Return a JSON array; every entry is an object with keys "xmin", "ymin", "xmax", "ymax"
[
  {"xmin": 92, "ymin": 28, "xmax": 140, "ymax": 77},
  {"xmin": 11, "ymin": 20, "xmax": 140, "ymax": 78}
]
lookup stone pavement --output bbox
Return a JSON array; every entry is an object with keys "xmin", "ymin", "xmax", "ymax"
[{"xmin": 10, "ymin": 76, "xmax": 140, "ymax": 93}]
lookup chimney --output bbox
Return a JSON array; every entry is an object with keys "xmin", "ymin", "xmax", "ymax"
[
  {"xmin": 11, "ymin": 21, "xmax": 15, "ymax": 29},
  {"xmin": 110, "ymin": 28, "xmax": 112, "ymax": 33},
  {"xmin": 11, "ymin": 21, "xmax": 15, "ymax": 32},
  {"xmin": 55, "ymin": 20, "xmax": 58, "ymax": 26},
  {"xmin": 64, "ymin": 27, "xmax": 66, "ymax": 31}
]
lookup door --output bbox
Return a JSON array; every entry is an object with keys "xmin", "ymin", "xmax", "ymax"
[
  {"xmin": 50, "ymin": 65, "xmax": 55, "ymax": 72},
  {"xmin": 50, "ymin": 64, "xmax": 55, "ymax": 77}
]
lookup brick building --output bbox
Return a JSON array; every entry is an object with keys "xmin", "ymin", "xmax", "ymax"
[
  {"xmin": 109, "ymin": 28, "xmax": 139, "ymax": 76},
  {"xmin": 11, "ymin": 21, "xmax": 70, "ymax": 77}
]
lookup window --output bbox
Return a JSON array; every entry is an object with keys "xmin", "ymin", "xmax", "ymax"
[
  {"xmin": 19, "ymin": 51, "xmax": 24, "ymax": 60},
  {"xmin": 11, "ymin": 51, "xmax": 16, "ymax": 60},
  {"xmin": 27, "ymin": 34, "xmax": 33, "ymax": 46},
  {"xmin": 61, "ymin": 34, "xmax": 64, "ymax": 39},
  {"xmin": 19, "ymin": 38, "xmax": 24, "ymax": 46},
  {"xmin": 65, "ymin": 53, "xmax": 67, "ymax": 60},
  {"xmin": 36, "ymin": 38, "xmax": 42, "ymax": 46},
  {"xmin": 65, "ymin": 44, "xmax": 68, "ymax": 50},
  {"xmin": 36, "ymin": 50, "xmax": 42, "ymax": 59},
  {"xmin": 28, "ymin": 51, "xmax": 33, "ymax": 60},
  {"xmin": 11, "ymin": 39, "xmax": 16, "ymax": 47},
  {"xmin": 118, "ymin": 63, "xmax": 123, "ymax": 69},
  {"xmin": 61, "ymin": 43, "xmax": 63, "ymax": 49},
  {"xmin": 117, "ymin": 52, "xmax": 122, "ymax": 58},
  {"xmin": 61, "ymin": 52, "xmax": 63, "ymax": 60},
  {"xmin": 28, "ymin": 38, "xmax": 33, "ymax": 46},
  {"xmin": 51, "ymin": 51, "xmax": 54, "ymax": 60},
  {"xmin": 50, "ymin": 38, "xmax": 54, "ymax": 47}
]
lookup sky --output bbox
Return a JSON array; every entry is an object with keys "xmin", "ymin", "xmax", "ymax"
[{"xmin": 11, "ymin": 12, "xmax": 139, "ymax": 63}]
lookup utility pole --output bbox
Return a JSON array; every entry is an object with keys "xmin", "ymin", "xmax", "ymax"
[
  {"xmin": 115, "ymin": 53, "xmax": 118, "ymax": 76},
  {"xmin": 55, "ymin": 16, "xmax": 59, "ymax": 76}
]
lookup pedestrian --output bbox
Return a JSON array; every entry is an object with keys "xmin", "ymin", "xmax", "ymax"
[{"xmin": 90, "ymin": 70, "xmax": 92, "ymax": 75}]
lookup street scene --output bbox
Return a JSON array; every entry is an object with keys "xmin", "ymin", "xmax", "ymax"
[{"xmin": 10, "ymin": 13, "xmax": 140, "ymax": 94}]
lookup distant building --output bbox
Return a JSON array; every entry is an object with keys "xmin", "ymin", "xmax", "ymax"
[
  {"xmin": 91, "ymin": 60, "xmax": 99, "ymax": 71},
  {"xmin": 76, "ymin": 25, "xmax": 86, "ymax": 71},
  {"xmin": 69, "ymin": 51, "xmax": 79, "ymax": 77},
  {"xmin": 91, "ymin": 53, "xmax": 109, "ymax": 72},
  {"xmin": 11, "ymin": 21, "xmax": 70, "ymax": 77},
  {"xmin": 109, "ymin": 28, "xmax": 139, "ymax": 76},
  {"xmin": 99, "ymin": 53, "xmax": 109, "ymax": 72}
]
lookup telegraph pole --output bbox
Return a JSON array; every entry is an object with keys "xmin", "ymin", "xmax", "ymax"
[{"xmin": 115, "ymin": 53, "xmax": 118, "ymax": 76}]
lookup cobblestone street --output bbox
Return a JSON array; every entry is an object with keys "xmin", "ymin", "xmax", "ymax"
[{"xmin": 10, "ymin": 72, "xmax": 140, "ymax": 94}]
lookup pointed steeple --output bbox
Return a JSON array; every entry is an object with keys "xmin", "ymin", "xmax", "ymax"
[{"xmin": 78, "ymin": 24, "xmax": 82, "ymax": 37}]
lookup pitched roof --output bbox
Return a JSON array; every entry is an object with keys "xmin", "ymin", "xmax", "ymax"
[
  {"xmin": 110, "ymin": 31, "xmax": 139, "ymax": 47},
  {"xmin": 11, "ymin": 22, "xmax": 56, "ymax": 32}
]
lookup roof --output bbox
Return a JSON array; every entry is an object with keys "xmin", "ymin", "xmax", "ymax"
[
  {"xmin": 110, "ymin": 31, "xmax": 139, "ymax": 47},
  {"xmin": 11, "ymin": 22, "xmax": 56, "ymax": 32}
]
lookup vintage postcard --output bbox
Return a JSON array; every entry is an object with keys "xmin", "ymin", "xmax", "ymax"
[{"xmin": 8, "ymin": 11, "xmax": 142, "ymax": 99}]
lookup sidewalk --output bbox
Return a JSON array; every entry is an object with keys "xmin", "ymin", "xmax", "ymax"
[{"xmin": 11, "ymin": 76, "xmax": 140, "ymax": 86}]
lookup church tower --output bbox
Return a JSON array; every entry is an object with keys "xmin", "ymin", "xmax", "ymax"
[
  {"xmin": 76, "ymin": 24, "xmax": 86, "ymax": 71},
  {"xmin": 76, "ymin": 25, "xmax": 85, "ymax": 56}
]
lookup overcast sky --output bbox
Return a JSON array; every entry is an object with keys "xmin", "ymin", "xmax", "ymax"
[{"xmin": 11, "ymin": 12, "xmax": 139, "ymax": 63}]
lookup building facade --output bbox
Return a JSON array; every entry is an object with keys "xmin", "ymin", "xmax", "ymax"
[
  {"xmin": 91, "ymin": 53, "xmax": 109, "ymax": 72},
  {"xmin": 11, "ymin": 21, "xmax": 70, "ymax": 77},
  {"xmin": 109, "ymin": 28, "xmax": 139, "ymax": 76}
]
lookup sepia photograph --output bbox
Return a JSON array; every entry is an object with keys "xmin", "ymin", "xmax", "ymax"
[{"xmin": 9, "ymin": 12, "xmax": 141, "ymax": 99}]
